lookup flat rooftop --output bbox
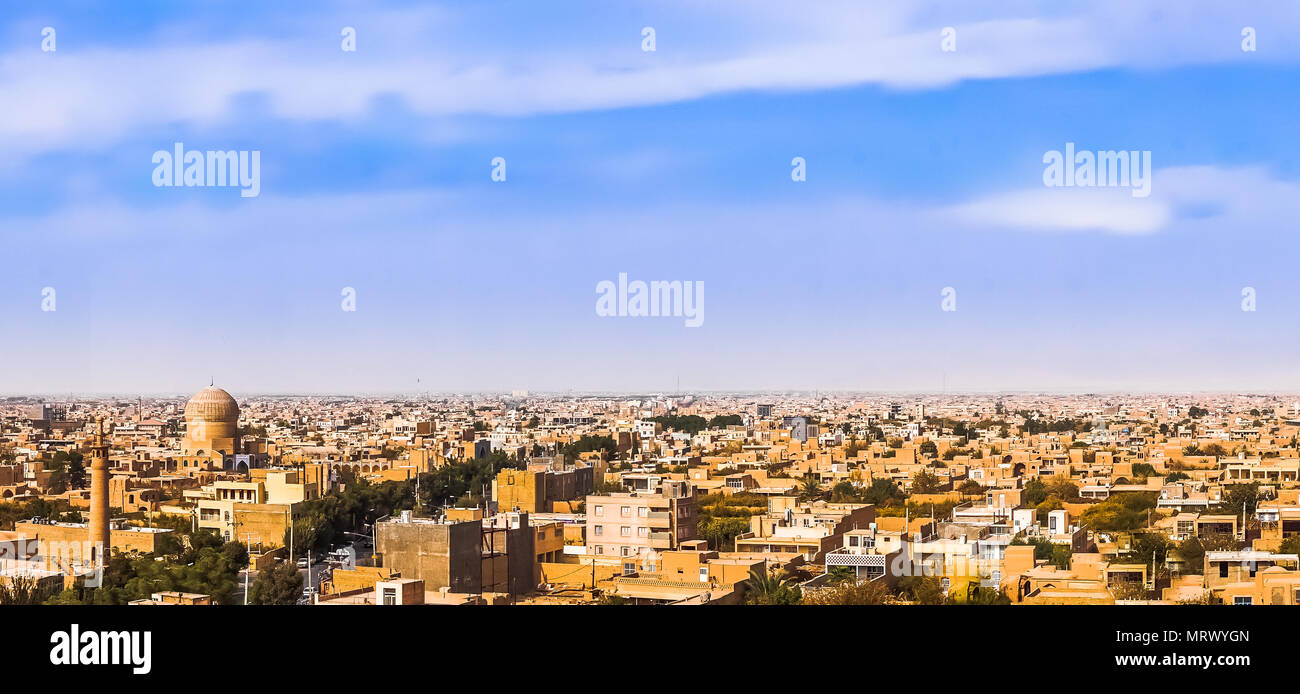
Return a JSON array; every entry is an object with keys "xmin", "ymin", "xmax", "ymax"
[{"xmin": 1206, "ymin": 551, "xmax": 1298, "ymax": 562}]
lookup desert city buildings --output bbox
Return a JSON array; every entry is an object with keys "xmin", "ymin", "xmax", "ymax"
[{"xmin": 4, "ymin": 388, "xmax": 1300, "ymax": 606}]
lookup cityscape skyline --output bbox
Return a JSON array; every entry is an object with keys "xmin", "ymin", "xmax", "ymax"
[
  {"xmin": 4, "ymin": 1, "xmax": 1294, "ymax": 678},
  {"xmin": 10, "ymin": 388, "xmax": 1300, "ymax": 398},
  {"xmin": 5, "ymin": 1, "xmax": 1300, "ymax": 393}
]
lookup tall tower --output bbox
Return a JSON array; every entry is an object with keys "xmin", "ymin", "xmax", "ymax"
[{"xmin": 88, "ymin": 417, "xmax": 111, "ymax": 565}]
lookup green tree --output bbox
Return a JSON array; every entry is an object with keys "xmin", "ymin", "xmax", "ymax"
[
  {"xmin": 1177, "ymin": 536, "xmax": 1205, "ymax": 574},
  {"xmin": 249, "ymin": 559, "xmax": 303, "ymax": 605},
  {"xmin": 744, "ymin": 566, "xmax": 802, "ymax": 605},
  {"xmin": 797, "ymin": 475, "xmax": 824, "ymax": 502},
  {"xmin": 1278, "ymin": 534, "xmax": 1300, "ymax": 556},
  {"xmin": 707, "ymin": 415, "xmax": 744, "ymax": 429},
  {"xmin": 648, "ymin": 414, "xmax": 708, "ymax": 435},
  {"xmin": 1047, "ymin": 478, "xmax": 1080, "ymax": 501},
  {"xmin": 1022, "ymin": 478, "xmax": 1048, "ymax": 506},
  {"xmin": 862, "ymin": 478, "xmax": 905, "ymax": 506},
  {"xmin": 1125, "ymin": 532, "xmax": 1171, "ymax": 568},
  {"xmin": 897, "ymin": 575, "xmax": 947, "ymax": 604},
  {"xmin": 1217, "ymin": 482, "xmax": 1261, "ymax": 516},
  {"xmin": 1079, "ymin": 493, "xmax": 1158, "ymax": 533},
  {"xmin": 830, "ymin": 481, "xmax": 862, "ymax": 503},
  {"xmin": 825, "ymin": 566, "xmax": 855, "ymax": 586},
  {"xmin": 0, "ymin": 575, "xmax": 56, "ymax": 605},
  {"xmin": 45, "ymin": 451, "xmax": 72, "ymax": 494},
  {"xmin": 698, "ymin": 516, "xmax": 751, "ymax": 551},
  {"xmin": 911, "ymin": 469, "xmax": 943, "ymax": 494},
  {"xmin": 66, "ymin": 452, "xmax": 86, "ymax": 490},
  {"xmin": 1130, "ymin": 463, "xmax": 1157, "ymax": 480},
  {"xmin": 1050, "ymin": 544, "xmax": 1073, "ymax": 570}
]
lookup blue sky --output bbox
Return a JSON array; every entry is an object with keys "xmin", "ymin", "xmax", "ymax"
[{"xmin": 4, "ymin": 1, "xmax": 1300, "ymax": 395}]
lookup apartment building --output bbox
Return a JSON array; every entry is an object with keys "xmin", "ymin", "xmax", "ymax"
[
  {"xmin": 823, "ymin": 525, "xmax": 909, "ymax": 586},
  {"xmin": 585, "ymin": 479, "xmax": 697, "ymax": 560},
  {"xmin": 733, "ymin": 497, "xmax": 876, "ymax": 562},
  {"xmin": 196, "ymin": 469, "xmax": 316, "ymax": 545}
]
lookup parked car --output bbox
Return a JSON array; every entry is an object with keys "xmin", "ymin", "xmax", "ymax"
[{"xmin": 296, "ymin": 558, "xmax": 309, "ymax": 569}]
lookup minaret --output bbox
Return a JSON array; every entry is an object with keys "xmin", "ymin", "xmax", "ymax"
[{"xmin": 88, "ymin": 417, "xmax": 111, "ymax": 565}]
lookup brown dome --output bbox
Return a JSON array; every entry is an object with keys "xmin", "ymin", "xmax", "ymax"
[{"xmin": 184, "ymin": 386, "xmax": 239, "ymax": 423}]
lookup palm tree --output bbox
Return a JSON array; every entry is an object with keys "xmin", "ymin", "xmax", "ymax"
[
  {"xmin": 797, "ymin": 475, "xmax": 823, "ymax": 502},
  {"xmin": 744, "ymin": 566, "xmax": 801, "ymax": 605}
]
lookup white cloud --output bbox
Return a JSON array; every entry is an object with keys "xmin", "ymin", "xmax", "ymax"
[
  {"xmin": 949, "ymin": 186, "xmax": 1172, "ymax": 234},
  {"xmin": 948, "ymin": 165, "xmax": 1300, "ymax": 234},
  {"xmin": 3, "ymin": 0, "xmax": 1299, "ymax": 155}
]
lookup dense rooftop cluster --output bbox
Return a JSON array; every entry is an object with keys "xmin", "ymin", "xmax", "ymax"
[{"xmin": 3, "ymin": 391, "xmax": 1299, "ymax": 605}]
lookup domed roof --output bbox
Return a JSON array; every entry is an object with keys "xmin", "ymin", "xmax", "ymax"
[{"xmin": 185, "ymin": 386, "xmax": 240, "ymax": 422}]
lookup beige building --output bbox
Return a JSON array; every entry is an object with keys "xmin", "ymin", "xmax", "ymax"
[
  {"xmin": 733, "ymin": 497, "xmax": 876, "ymax": 562},
  {"xmin": 586, "ymin": 479, "xmax": 697, "ymax": 560},
  {"xmin": 196, "ymin": 469, "xmax": 316, "ymax": 545}
]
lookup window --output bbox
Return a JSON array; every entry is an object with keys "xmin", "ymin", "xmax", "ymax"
[
  {"xmin": 1233, "ymin": 596, "xmax": 1253, "ymax": 605},
  {"xmin": 637, "ymin": 527, "xmax": 648, "ymax": 537},
  {"xmin": 594, "ymin": 546, "xmax": 603, "ymax": 555},
  {"xmin": 594, "ymin": 505, "xmax": 603, "ymax": 516},
  {"xmin": 621, "ymin": 506, "xmax": 631, "ymax": 517},
  {"xmin": 594, "ymin": 525, "xmax": 603, "ymax": 536},
  {"xmin": 699, "ymin": 567, "xmax": 709, "ymax": 583},
  {"xmin": 623, "ymin": 562, "xmax": 635, "ymax": 575},
  {"xmin": 621, "ymin": 546, "xmax": 630, "ymax": 557},
  {"xmin": 1220, "ymin": 562, "xmax": 1229, "ymax": 578},
  {"xmin": 638, "ymin": 507, "xmax": 648, "ymax": 517},
  {"xmin": 620, "ymin": 526, "xmax": 631, "ymax": 537},
  {"xmin": 382, "ymin": 587, "xmax": 397, "ymax": 605}
]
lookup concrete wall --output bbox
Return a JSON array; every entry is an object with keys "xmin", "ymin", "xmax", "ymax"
[{"xmin": 377, "ymin": 519, "xmax": 482, "ymax": 593}]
